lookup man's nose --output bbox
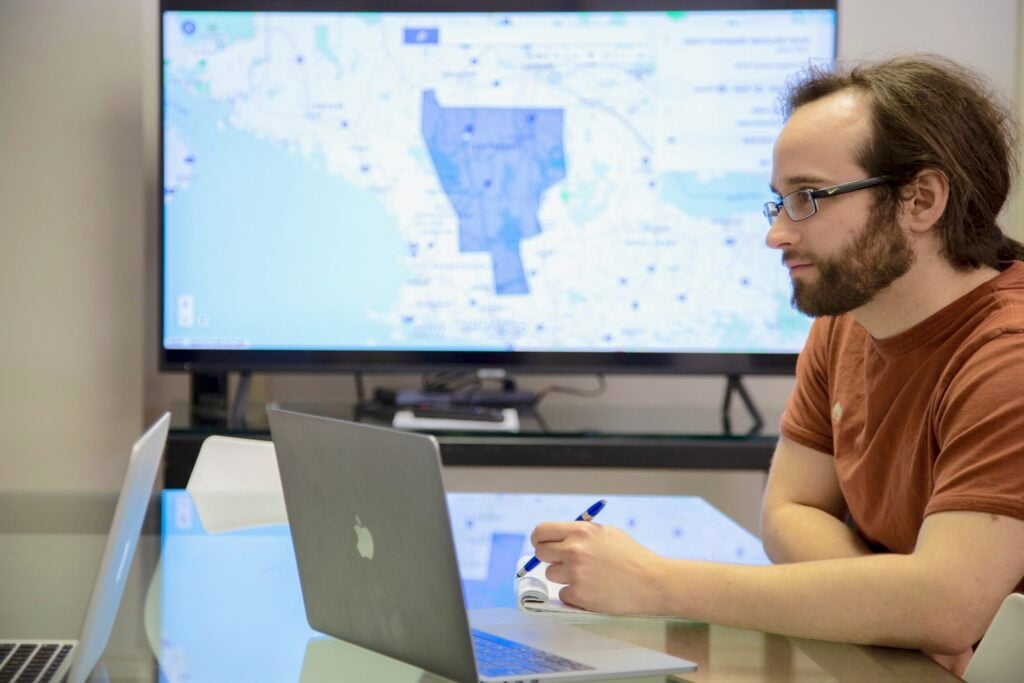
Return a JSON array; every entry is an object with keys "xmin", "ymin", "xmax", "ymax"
[{"xmin": 765, "ymin": 213, "xmax": 800, "ymax": 250}]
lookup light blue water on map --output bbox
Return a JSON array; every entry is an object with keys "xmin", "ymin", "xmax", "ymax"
[
  {"xmin": 163, "ymin": 83, "xmax": 406, "ymax": 348},
  {"xmin": 659, "ymin": 170, "xmax": 768, "ymax": 221}
]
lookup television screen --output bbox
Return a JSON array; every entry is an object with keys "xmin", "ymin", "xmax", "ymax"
[{"xmin": 161, "ymin": 0, "xmax": 835, "ymax": 373}]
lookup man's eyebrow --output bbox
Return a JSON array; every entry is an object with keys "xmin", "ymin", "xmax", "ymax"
[{"xmin": 769, "ymin": 175, "xmax": 831, "ymax": 195}]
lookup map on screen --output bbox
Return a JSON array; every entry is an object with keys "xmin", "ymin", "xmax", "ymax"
[{"xmin": 162, "ymin": 10, "xmax": 832, "ymax": 353}]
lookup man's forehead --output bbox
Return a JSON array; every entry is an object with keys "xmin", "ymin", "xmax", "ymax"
[
  {"xmin": 772, "ymin": 89, "xmax": 872, "ymax": 188},
  {"xmin": 788, "ymin": 88, "xmax": 869, "ymax": 129}
]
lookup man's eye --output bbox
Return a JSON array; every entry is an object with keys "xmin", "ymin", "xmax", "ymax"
[{"xmin": 786, "ymin": 192, "xmax": 813, "ymax": 209}]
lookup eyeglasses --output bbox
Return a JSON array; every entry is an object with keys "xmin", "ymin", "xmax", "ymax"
[{"xmin": 763, "ymin": 176, "xmax": 891, "ymax": 226}]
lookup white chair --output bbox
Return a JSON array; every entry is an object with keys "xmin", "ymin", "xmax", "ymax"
[
  {"xmin": 962, "ymin": 593, "xmax": 1024, "ymax": 683},
  {"xmin": 143, "ymin": 436, "xmax": 290, "ymax": 658},
  {"xmin": 185, "ymin": 435, "xmax": 288, "ymax": 534}
]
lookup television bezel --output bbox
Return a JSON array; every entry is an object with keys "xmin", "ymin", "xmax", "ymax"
[{"xmin": 159, "ymin": 0, "xmax": 836, "ymax": 375}]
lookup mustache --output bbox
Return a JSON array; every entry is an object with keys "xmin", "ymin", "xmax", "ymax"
[{"xmin": 782, "ymin": 250, "xmax": 813, "ymax": 264}]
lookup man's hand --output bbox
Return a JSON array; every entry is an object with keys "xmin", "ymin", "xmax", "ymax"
[{"xmin": 530, "ymin": 521, "xmax": 670, "ymax": 615}]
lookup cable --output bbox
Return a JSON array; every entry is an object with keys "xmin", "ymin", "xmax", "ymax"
[{"xmin": 533, "ymin": 373, "xmax": 607, "ymax": 405}]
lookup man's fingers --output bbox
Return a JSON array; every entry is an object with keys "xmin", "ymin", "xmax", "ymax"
[
  {"xmin": 530, "ymin": 521, "xmax": 576, "ymax": 545},
  {"xmin": 544, "ymin": 561, "xmax": 568, "ymax": 584},
  {"xmin": 534, "ymin": 540, "xmax": 568, "ymax": 565},
  {"xmin": 558, "ymin": 584, "xmax": 582, "ymax": 609}
]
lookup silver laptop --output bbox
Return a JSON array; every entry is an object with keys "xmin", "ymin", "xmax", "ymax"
[
  {"xmin": 0, "ymin": 413, "xmax": 170, "ymax": 683},
  {"xmin": 268, "ymin": 407, "xmax": 697, "ymax": 683}
]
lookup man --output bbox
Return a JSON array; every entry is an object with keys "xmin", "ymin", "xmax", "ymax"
[{"xmin": 529, "ymin": 55, "xmax": 1024, "ymax": 672}]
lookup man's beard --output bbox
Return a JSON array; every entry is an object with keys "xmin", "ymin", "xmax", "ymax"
[{"xmin": 787, "ymin": 204, "xmax": 915, "ymax": 317}]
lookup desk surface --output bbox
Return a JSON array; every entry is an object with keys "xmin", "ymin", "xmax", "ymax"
[{"xmin": 0, "ymin": 491, "xmax": 960, "ymax": 683}]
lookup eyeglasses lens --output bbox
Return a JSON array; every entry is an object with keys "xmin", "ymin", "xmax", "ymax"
[{"xmin": 783, "ymin": 190, "xmax": 815, "ymax": 221}]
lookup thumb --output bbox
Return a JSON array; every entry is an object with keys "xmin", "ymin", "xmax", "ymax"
[{"xmin": 558, "ymin": 585, "xmax": 583, "ymax": 608}]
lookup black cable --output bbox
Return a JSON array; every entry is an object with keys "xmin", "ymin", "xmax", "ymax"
[
  {"xmin": 531, "ymin": 407, "xmax": 551, "ymax": 433},
  {"xmin": 533, "ymin": 373, "xmax": 607, "ymax": 404},
  {"xmin": 527, "ymin": 374, "xmax": 607, "ymax": 433}
]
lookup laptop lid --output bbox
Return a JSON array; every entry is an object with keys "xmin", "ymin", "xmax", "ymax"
[
  {"xmin": 269, "ymin": 408, "xmax": 698, "ymax": 683},
  {"xmin": 268, "ymin": 408, "xmax": 479, "ymax": 683},
  {"xmin": 962, "ymin": 593, "xmax": 1024, "ymax": 683},
  {"xmin": 65, "ymin": 412, "xmax": 170, "ymax": 683}
]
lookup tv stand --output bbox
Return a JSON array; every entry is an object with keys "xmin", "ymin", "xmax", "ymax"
[
  {"xmin": 722, "ymin": 375, "xmax": 764, "ymax": 436},
  {"xmin": 189, "ymin": 371, "xmax": 228, "ymax": 426},
  {"xmin": 230, "ymin": 371, "xmax": 252, "ymax": 427},
  {"xmin": 165, "ymin": 404, "xmax": 778, "ymax": 489},
  {"xmin": 189, "ymin": 370, "xmax": 252, "ymax": 428}
]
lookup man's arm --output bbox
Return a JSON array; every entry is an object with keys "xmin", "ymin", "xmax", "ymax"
[
  {"xmin": 533, "ymin": 510, "xmax": 1024, "ymax": 654},
  {"xmin": 760, "ymin": 436, "xmax": 872, "ymax": 562},
  {"xmin": 761, "ymin": 436, "xmax": 969, "ymax": 670}
]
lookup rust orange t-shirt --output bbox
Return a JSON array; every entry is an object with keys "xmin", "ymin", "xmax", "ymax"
[{"xmin": 781, "ymin": 262, "xmax": 1024, "ymax": 593}]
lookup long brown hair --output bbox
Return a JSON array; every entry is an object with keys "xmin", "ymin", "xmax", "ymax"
[{"xmin": 783, "ymin": 55, "xmax": 1022, "ymax": 270}]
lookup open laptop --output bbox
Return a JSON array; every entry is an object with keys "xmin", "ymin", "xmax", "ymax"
[
  {"xmin": 0, "ymin": 413, "xmax": 170, "ymax": 683},
  {"xmin": 268, "ymin": 407, "xmax": 697, "ymax": 683}
]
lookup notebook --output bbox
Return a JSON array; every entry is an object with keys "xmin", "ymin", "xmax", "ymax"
[
  {"xmin": 267, "ymin": 407, "xmax": 697, "ymax": 683},
  {"xmin": 515, "ymin": 558, "xmax": 590, "ymax": 615},
  {"xmin": 0, "ymin": 413, "xmax": 170, "ymax": 683}
]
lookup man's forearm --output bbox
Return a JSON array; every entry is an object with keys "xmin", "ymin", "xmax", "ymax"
[
  {"xmin": 761, "ymin": 501, "xmax": 872, "ymax": 563},
  {"xmin": 654, "ymin": 553, "xmax": 978, "ymax": 654}
]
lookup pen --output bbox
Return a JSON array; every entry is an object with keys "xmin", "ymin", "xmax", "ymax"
[{"xmin": 516, "ymin": 499, "xmax": 607, "ymax": 578}]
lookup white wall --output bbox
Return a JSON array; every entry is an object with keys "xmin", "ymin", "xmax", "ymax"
[
  {"xmin": 839, "ymin": 0, "xmax": 1019, "ymax": 90},
  {"xmin": 1, "ymin": 1, "xmax": 1021, "ymax": 503},
  {"xmin": 0, "ymin": 0, "xmax": 146, "ymax": 492}
]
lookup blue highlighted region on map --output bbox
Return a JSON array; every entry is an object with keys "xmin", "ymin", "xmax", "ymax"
[{"xmin": 421, "ymin": 90, "xmax": 566, "ymax": 295}]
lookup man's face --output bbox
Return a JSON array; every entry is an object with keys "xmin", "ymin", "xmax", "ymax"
[
  {"xmin": 767, "ymin": 90, "xmax": 913, "ymax": 317},
  {"xmin": 788, "ymin": 200, "xmax": 914, "ymax": 316}
]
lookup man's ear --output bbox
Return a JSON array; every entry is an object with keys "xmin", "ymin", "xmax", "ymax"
[{"xmin": 900, "ymin": 168, "xmax": 949, "ymax": 234}]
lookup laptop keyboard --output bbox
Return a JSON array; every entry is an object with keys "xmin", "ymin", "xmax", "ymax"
[
  {"xmin": 472, "ymin": 629, "xmax": 594, "ymax": 678},
  {"xmin": 0, "ymin": 642, "xmax": 73, "ymax": 683}
]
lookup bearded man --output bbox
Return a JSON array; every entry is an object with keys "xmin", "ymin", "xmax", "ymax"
[{"xmin": 528, "ymin": 55, "xmax": 1024, "ymax": 675}]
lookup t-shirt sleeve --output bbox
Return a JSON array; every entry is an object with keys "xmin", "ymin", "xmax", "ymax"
[
  {"xmin": 927, "ymin": 332, "xmax": 1024, "ymax": 522},
  {"xmin": 780, "ymin": 317, "xmax": 835, "ymax": 455}
]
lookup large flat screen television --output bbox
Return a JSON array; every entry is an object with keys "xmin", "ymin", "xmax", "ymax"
[{"xmin": 160, "ymin": 0, "xmax": 835, "ymax": 375}]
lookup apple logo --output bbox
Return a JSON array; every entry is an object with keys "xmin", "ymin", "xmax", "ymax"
[{"xmin": 353, "ymin": 515, "xmax": 374, "ymax": 560}]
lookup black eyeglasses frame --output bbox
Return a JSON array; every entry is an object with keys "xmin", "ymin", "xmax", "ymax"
[{"xmin": 763, "ymin": 175, "xmax": 892, "ymax": 225}]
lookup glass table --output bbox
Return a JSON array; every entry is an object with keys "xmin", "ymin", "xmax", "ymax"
[{"xmin": 0, "ymin": 491, "xmax": 961, "ymax": 682}]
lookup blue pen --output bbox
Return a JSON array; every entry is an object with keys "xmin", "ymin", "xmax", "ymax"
[{"xmin": 516, "ymin": 499, "xmax": 607, "ymax": 578}]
